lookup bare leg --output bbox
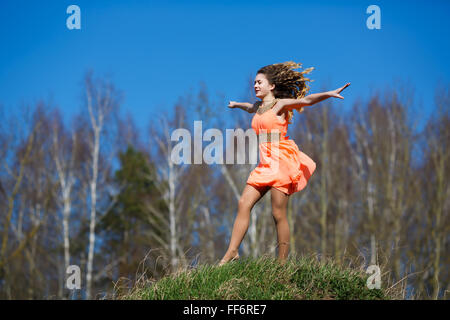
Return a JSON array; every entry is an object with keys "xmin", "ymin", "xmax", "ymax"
[
  {"xmin": 271, "ymin": 187, "xmax": 290, "ymax": 263},
  {"xmin": 220, "ymin": 184, "xmax": 270, "ymax": 264}
]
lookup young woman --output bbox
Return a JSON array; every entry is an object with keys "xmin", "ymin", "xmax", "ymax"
[{"xmin": 219, "ymin": 61, "xmax": 350, "ymax": 266}]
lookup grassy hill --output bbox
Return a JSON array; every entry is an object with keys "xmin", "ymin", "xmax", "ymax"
[{"xmin": 117, "ymin": 253, "xmax": 405, "ymax": 300}]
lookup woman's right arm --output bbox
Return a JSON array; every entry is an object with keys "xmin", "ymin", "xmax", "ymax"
[{"xmin": 228, "ymin": 101, "xmax": 256, "ymax": 113}]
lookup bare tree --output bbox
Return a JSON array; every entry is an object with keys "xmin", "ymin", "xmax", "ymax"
[
  {"xmin": 84, "ymin": 71, "xmax": 120, "ymax": 299},
  {"xmin": 0, "ymin": 114, "xmax": 41, "ymax": 298},
  {"xmin": 50, "ymin": 110, "xmax": 81, "ymax": 298},
  {"xmin": 422, "ymin": 87, "xmax": 449, "ymax": 299}
]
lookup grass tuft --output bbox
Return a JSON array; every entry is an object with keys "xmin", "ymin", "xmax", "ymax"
[{"xmin": 117, "ymin": 253, "xmax": 404, "ymax": 300}]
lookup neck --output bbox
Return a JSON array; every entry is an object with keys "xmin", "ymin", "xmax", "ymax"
[{"xmin": 262, "ymin": 95, "xmax": 276, "ymax": 104}]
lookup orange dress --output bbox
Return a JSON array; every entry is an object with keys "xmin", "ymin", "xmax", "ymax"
[{"xmin": 246, "ymin": 106, "xmax": 316, "ymax": 195}]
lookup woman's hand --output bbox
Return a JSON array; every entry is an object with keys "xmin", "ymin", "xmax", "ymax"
[
  {"xmin": 228, "ymin": 101, "xmax": 238, "ymax": 108},
  {"xmin": 228, "ymin": 101, "xmax": 254, "ymax": 112},
  {"xmin": 329, "ymin": 82, "xmax": 351, "ymax": 99}
]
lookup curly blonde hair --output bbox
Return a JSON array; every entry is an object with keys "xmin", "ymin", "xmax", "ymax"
[{"xmin": 257, "ymin": 61, "xmax": 314, "ymax": 124}]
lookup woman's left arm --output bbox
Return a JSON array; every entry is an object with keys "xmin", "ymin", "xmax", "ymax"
[{"xmin": 280, "ymin": 82, "xmax": 351, "ymax": 111}]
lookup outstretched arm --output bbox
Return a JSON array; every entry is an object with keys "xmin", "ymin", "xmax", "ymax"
[
  {"xmin": 228, "ymin": 101, "xmax": 258, "ymax": 113},
  {"xmin": 280, "ymin": 82, "xmax": 351, "ymax": 112}
]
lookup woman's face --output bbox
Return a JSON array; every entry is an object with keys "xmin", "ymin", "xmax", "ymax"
[{"xmin": 254, "ymin": 73, "xmax": 275, "ymax": 99}]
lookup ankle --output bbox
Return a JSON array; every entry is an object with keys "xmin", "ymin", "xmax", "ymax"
[{"xmin": 222, "ymin": 249, "xmax": 239, "ymax": 261}]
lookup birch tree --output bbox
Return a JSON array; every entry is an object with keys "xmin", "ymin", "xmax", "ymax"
[
  {"xmin": 144, "ymin": 106, "xmax": 191, "ymax": 272},
  {"xmin": 51, "ymin": 111, "xmax": 80, "ymax": 297},
  {"xmin": 84, "ymin": 71, "xmax": 120, "ymax": 299}
]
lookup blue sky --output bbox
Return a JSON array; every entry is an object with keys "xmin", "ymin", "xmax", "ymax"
[{"xmin": 0, "ymin": 0, "xmax": 448, "ymax": 132}]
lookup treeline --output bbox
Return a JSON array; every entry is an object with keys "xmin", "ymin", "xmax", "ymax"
[{"xmin": 0, "ymin": 72, "xmax": 448, "ymax": 299}]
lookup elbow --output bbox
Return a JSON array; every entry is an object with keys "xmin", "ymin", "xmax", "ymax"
[
  {"xmin": 281, "ymin": 99, "xmax": 309, "ymax": 112},
  {"xmin": 301, "ymin": 97, "xmax": 312, "ymax": 107},
  {"xmin": 294, "ymin": 100, "xmax": 311, "ymax": 111}
]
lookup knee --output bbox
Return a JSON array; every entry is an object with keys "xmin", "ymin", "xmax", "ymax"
[
  {"xmin": 272, "ymin": 209, "xmax": 287, "ymax": 223},
  {"xmin": 238, "ymin": 197, "xmax": 252, "ymax": 212}
]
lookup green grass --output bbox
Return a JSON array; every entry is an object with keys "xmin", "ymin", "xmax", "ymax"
[{"xmin": 117, "ymin": 253, "xmax": 403, "ymax": 300}]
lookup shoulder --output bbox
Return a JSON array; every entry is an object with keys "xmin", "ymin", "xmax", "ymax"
[
  {"xmin": 248, "ymin": 101, "xmax": 262, "ymax": 113},
  {"xmin": 272, "ymin": 98, "xmax": 286, "ymax": 115},
  {"xmin": 253, "ymin": 101, "xmax": 262, "ymax": 109}
]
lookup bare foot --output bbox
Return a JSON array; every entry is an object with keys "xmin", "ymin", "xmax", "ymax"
[
  {"xmin": 218, "ymin": 249, "xmax": 240, "ymax": 266},
  {"xmin": 278, "ymin": 258, "xmax": 288, "ymax": 266}
]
